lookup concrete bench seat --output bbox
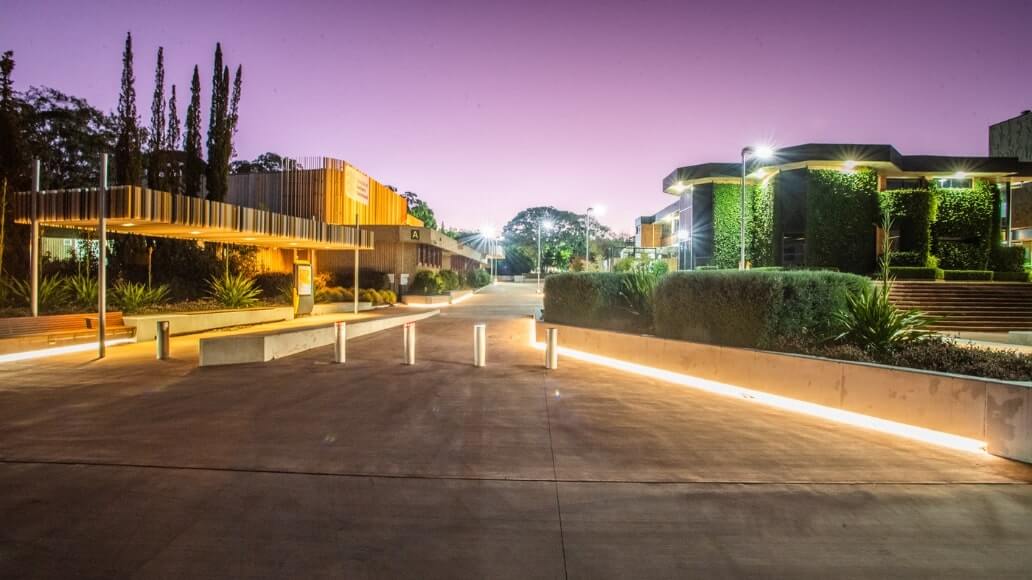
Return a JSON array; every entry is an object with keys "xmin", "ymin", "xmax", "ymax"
[
  {"xmin": 0, "ymin": 312, "xmax": 134, "ymax": 354},
  {"xmin": 198, "ymin": 309, "xmax": 439, "ymax": 366}
]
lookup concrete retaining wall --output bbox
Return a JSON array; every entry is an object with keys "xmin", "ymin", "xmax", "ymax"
[
  {"xmin": 126, "ymin": 307, "xmax": 294, "ymax": 341},
  {"xmin": 535, "ymin": 321, "xmax": 1032, "ymax": 464},
  {"xmin": 199, "ymin": 310, "xmax": 439, "ymax": 367},
  {"xmin": 312, "ymin": 302, "xmax": 373, "ymax": 315}
]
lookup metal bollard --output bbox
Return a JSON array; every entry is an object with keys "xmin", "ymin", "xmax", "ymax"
[
  {"xmin": 473, "ymin": 323, "xmax": 487, "ymax": 367},
  {"xmin": 403, "ymin": 322, "xmax": 416, "ymax": 365},
  {"xmin": 333, "ymin": 321, "xmax": 346, "ymax": 364},
  {"xmin": 545, "ymin": 327, "xmax": 559, "ymax": 369},
  {"xmin": 156, "ymin": 320, "xmax": 170, "ymax": 360}
]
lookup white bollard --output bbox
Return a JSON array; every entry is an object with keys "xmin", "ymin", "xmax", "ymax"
[
  {"xmin": 473, "ymin": 323, "xmax": 487, "ymax": 367},
  {"xmin": 156, "ymin": 320, "xmax": 170, "ymax": 360},
  {"xmin": 334, "ymin": 321, "xmax": 346, "ymax": 364},
  {"xmin": 545, "ymin": 327, "xmax": 558, "ymax": 370},
  {"xmin": 403, "ymin": 322, "xmax": 416, "ymax": 365}
]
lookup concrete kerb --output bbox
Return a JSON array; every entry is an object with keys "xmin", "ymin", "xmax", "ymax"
[
  {"xmin": 534, "ymin": 320, "xmax": 1032, "ymax": 464},
  {"xmin": 199, "ymin": 310, "xmax": 440, "ymax": 367}
]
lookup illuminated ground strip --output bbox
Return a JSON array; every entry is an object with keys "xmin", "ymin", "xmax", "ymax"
[
  {"xmin": 0, "ymin": 339, "xmax": 135, "ymax": 364},
  {"xmin": 529, "ymin": 325, "xmax": 986, "ymax": 455}
]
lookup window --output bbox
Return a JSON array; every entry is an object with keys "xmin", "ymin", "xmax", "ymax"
[
  {"xmin": 935, "ymin": 177, "xmax": 972, "ymax": 189},
  {"xmin": 885, "ymin": 178, "xmax": 923, "ymax": 190},
  {"xmin": 782, "ymin": 234, "xmax": 805, "ymax": 267}
]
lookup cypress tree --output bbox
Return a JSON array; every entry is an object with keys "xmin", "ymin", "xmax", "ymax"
[
  {"xmin": 166, "ymin": 84, "xmax": 181, "ymax": 194},
  {"xmin": 147, "ymin": 47, "xmax": 166, "ymax": 190},
  {"xmin": 205, "ymin": 44, "xmax": 228, "ymax": 200},
  {"xmin": 228, "ymin": 65, "xmax": 242, "ymax": 159},
  {"xmin": 183, "ymin": 66, "xmax": 203, "ymax": 197},
  {"xmin": 114, "ymin": 31, "xmax": 143, "ymax": 186}
]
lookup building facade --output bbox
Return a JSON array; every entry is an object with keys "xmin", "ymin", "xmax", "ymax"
[
  {"xmin": 990, "ymin": 111, "xmax": 1032, "ymax": 256},
  {"xmin": 651, "ymin": 143, "xmax": 1032, "ymax": 273}
]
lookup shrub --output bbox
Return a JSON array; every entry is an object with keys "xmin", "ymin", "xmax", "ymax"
[
  {"xmin": 992, "ymin": 246, "xmax": 1025, "ymax": 273},
  {"xmin": 409, "ymin": 270, "xmax": 443, "ymax": 295},
  {"xmin": 465, "ymin": 269, "xmax": 491, "ymax": 288},
  {"xmin": 830, "ymin": 284, "xmax": 936, "ymax": 353},
  {"xmin": 65, "ymin": 273, "xmax": 99, "ymax": 309},
  {"xmin": 879, "ymin": 188, "xmax": 937, "ymax": 263},
  {"xmin": 208, "ymin": 273, "xmax": 262, "ymax": 308},
  {"xmin": 945, "ymin": 270, "xmax": 990, "ymax": 280},
  {"xmin": 618, "ymin": 266, "xmax": 663, "ymax": 329},
  {"xmin": 543, "ymin": 272, "xmax": 644, "ymax": 332},
  {"xmin": 887, "ymin": 266, "xmax": 943, "ymax": 280},
  {"xmin": 936, "ymin": 240, "xmax": 988, "ymax": 270},
  {"xmin": 993, "ymin": 271, "xmax": 1030, "ymax": 282},
  {"xmin": 359, "ymin": 289, "xmax": 382, "ymax": 304},
  {"xmin": 712, "ymin": 182, "xmax": 775, "ymax": 269},
  {"xmin": 438, "ymin": 269, "xmax": 461, "ymax": 291},
  {"xmin": 316, "ymin": 286, "xmax": 353, "ymax": 303},
  {"xmin": 1, "ymin": 275, "xmax": 69, "ymax": 312},
  {"xmin": 254, "ymin": 272, "xmax": 293, "ymax": 304},
  {"xmin": 380, "ymin": 289, "xmax": 397, "ymax": 304},
  {"xmin": 110, "ymin": 281, "xmax": 170, "ymax": 313},
  {"xmin": 652, "ymin": 270, "xmax": 869, "ymax": 348}
]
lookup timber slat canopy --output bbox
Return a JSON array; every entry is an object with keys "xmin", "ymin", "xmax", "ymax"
[{"xmin": 15, "ymin": 186, "xmax": 373, "ymax": 250}]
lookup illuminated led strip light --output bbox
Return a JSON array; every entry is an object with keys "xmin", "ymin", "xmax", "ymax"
[
  {"xmin": 529, "ymin": 321, "xmax": 986, "ymax": 454},
  {"xmin": 0, "ymin": 339, "xmax": 135, "ymax": 364}
]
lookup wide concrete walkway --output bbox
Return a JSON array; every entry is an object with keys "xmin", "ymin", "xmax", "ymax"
[{"xmin": 1, "ymin": 283, "xmax": 1031, "ymax": 578}]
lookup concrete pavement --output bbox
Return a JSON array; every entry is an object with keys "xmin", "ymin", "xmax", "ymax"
[{"xmin": 1, "ymin": 283, "xmax": 1031, "ymax": 578}]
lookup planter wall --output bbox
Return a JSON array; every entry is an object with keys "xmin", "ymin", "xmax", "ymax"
[
  {"xmin": 535, "ymin": 321, "xmax": 1032, "ymax": 464},
  {"xmin": 126, "ymin": 302, "xmax": 375, "ymax": 340}
]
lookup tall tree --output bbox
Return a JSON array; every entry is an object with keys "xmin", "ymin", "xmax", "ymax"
[
  {"xmin": 228, "ymin": 65, "xmax": 242, "ymax": 158},
  {"xmin": 183, "ymin": 66, "xmax": 204, "ymax": 196},
  {"xmin": 165, "ymin": 84, "xmax": 181, "ymax": 194},
  {"xmin": 205, "ymin": 44, "xmax": 229, "ymax": 200},
  {"xmin": 147, "ymin": 47, "xmax": 166, "ymax": 190},
  {"xmin": 0, "ymin": 50, "xmax": 22, "ymax": 275},
  {"xmin": 114, "ymin": 32, "xmax": 142, "ymax": 186},
  {"xmin": 402, "ymin": 191, "xmax": 438, "ymax": 229}
]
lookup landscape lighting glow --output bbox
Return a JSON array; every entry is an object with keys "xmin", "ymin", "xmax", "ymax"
[
  {"xmin": 0, "ymin": 339, "xmax": 135, "ymax": 364},
  {"xmin": 528, "ymin": 320, "xmax": 986, "ymax": 454},
  {"xmin": 752, "ymin": 145, "xmax": 774, "ymax": 159}
]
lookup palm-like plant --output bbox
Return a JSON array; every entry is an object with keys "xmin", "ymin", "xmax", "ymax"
[
  {"xmin": 1, "ymin": 276, "xmax": 69, "ymax": 311},
  {"xmin": 831, "ymin": 284, "xmax": 936, "ymax": 352},
  {"xmin": 110, "ymin": 280, "xmax": 169, "ymax": 313},
  {"xmin": 620, "ymin": 263, "xmax": 662, "ymax": 322},
  {"xmin": 65, "ymin": 273, "xmax": 99, "ymax": 309},
  {"xmin": 208, "ymin": 272, "xmax": 261, "ymax": 308}
]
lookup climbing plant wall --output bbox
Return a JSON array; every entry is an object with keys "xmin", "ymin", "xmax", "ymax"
[{"xmin": 805, "ymin": 168, "xmax": 879, "ymax": 273}]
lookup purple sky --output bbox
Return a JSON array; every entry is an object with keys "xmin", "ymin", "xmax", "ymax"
[{"xmin": 3, "ymin": 0, "xmax": 1031, "ymax": 233}]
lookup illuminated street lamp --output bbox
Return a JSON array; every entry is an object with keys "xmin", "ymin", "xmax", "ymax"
[
  {"xmin": 481, "ymin": 225, "xmax": 500, "ymax": 283},
  {"xmin": 537, "ymin": 217, "xmax": 554, "ymax": 293},
  {"xmin": 585, "ymin": 205, "xmax": 607, "ymax": 264},
  {"xmin": 740, "ymin": 145, "xmax": 773, "ymax": 269}
]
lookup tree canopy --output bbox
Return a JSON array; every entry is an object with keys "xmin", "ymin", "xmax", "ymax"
[
  {"xmin": 500, "ymin": 206, "xmax": 614, "ymax": 274},
  {"xmin": 402, "ymin": 191, "xmax": 438, "ymax": 229}
]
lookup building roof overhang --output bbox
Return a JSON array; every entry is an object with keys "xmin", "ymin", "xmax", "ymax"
[
  {"xmin": 15, "ymin": 186, "xmax": 373, "ymax": 250},
  {"xmin": 662, "ymin": 143, "xmax": 1032, "ymax": 194}
]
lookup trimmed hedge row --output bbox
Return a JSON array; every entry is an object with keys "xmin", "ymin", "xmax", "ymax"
[
  {"xmin": 543, "ymin": 272, "xmax": 643, "ymax": 331},
  {"xmin": 652, "ymin": 271, "xmax": 869, "ymax": 348},
  {"xmin": 994, "ymin": 271, "xmax": 1031, "ymax": 282},
  {"xmin": 888, "ymin": 266, "xmax": 942, "ymax": 280}
]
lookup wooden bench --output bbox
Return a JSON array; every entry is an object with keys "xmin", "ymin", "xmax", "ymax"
[{"xmin": 0, "ymin": 312, "xmax": 135, "ymax": 354}]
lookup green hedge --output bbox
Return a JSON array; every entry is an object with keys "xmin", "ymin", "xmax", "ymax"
[
  {"xmin": 992, "ymin": 246, "xmax": 1025, "ymax": 273},
  {"xmin": 879, "ymin": 188, "xmax": 937, "ymax": 264},
  {"xmin": 437, "ymin": 269, "xmax": 461, "ymax": 291},
  {"xmin": 888, "ymin": 266, "xmax": 943, "ymax": 280},
  {"xmin": 994, "ymin": 271, "xmax": 1031, "ymax": 282},
  {"xmin": 806, "ymin": 168, "xmax": 879, "ymax": 273},
  {"xmin": 409, "ymin": 270, "xmax": 443, "ymax": 295},
  {"xmin": 712, "ymin": 182, "xmax": 775, "ymax": 269},
  {"xmin": 942, "ymin": 270, "xmax": 993, "ymax": 281},
  {"xmin": 932, "ymin": 183, "xmax": 995, "ymax": 269},
  {"xmin": 652, "ymin": 271, "xmax": 869, "ymax": 348},
  {"xmin": 465, "ymin": 269, "xmax": 492, "ymax": 288},
  {"xmin": 543, "ymin": 273, "xmax": 641, "ymax": 331},
  {"xmin": 887, "ymin": 251, "xmax": 926, "ymax": 267}
]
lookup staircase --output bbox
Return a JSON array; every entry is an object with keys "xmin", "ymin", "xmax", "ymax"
[{"xmin": 887, "ymin": 281, "xmax": 1032, "ymax": 332}]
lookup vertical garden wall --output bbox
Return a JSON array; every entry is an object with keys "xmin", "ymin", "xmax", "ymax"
[
  {"xmin": 879, "ymin": 188, "xmax": 938, "ymax": 266},
  {"xmin": 932, "ymin": 181, "xmax": 996, "ymax": 270},
  {"xmin": 711, "ymin": 182, "xmax": 775, "ymax": 269},
  {"xmin": 805, "ymin": 168, "xmax": 879, "ymax": 273}
]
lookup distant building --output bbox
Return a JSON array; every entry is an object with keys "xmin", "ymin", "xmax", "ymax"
[
  {"xmin": 990, "ymin": 111, "xmax": 1032, "ymax": 249},
  {"xmin": 647, "ymin": 143, "xmax": 1032, "ymax": 272}
]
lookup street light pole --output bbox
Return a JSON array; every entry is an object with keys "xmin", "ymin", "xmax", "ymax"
[
  {"xmin": 537, "ymin": 220, "xmax": 542, "ymax": 292},
  {"xmin": 585, "ymin": 207, "xmax": 593, "ymax": 263},
  {"xmin": 739, "ymin": 147, "xmax": 749, "ymax": 271}
]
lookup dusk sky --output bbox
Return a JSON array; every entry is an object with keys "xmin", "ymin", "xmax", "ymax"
[{"xmin": 3, "ymin": 0, "xmax": 1031, "ymax": 232}]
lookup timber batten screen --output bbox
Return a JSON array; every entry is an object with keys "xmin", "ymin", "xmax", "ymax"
[{"xmin": 14, "ymin": 186, "xmax": 373, "ymax": 250}]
